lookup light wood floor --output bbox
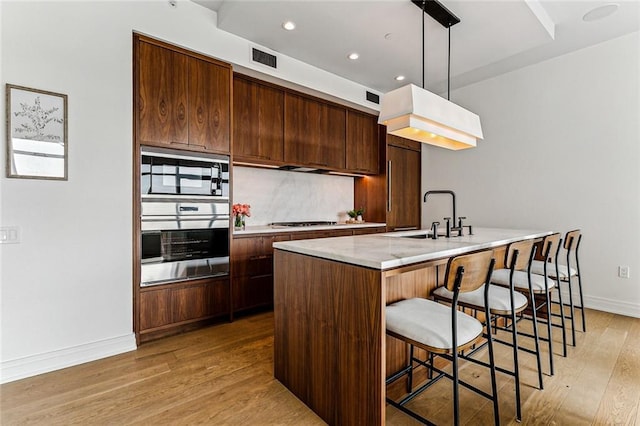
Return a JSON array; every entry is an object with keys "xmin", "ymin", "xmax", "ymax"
[{"xmin": 1, "ymin": 308, "xmax": 638, "ymax": 425}]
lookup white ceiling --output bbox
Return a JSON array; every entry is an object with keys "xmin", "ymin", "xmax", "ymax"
[{"xmin": 193, "ymin": 0, "xmax": 640, "ymax": 95}]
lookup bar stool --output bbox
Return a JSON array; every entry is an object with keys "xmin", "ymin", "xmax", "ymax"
[
  {"xmin": 530, "ymin": 229, "xmax": 585, "ymax": 346},
  {"xmin": 385, "ymin": 250, "xmax": 499, "ymax": 426},
  {"xmin": 433, "ymin": 239, "xmax": 539, "ymax": 422},
  {"xmin": 528, "ymin": 233, "xmax": 570, "ymax": 356},
  {"xmin": 490, "ymin": 239, "xmax": 557, "ymax": 380}
]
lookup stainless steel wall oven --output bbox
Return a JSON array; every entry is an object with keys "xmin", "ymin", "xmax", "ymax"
[{"xmin": 140, "ymin": 147, "xmax": 230, "ymax": 286}]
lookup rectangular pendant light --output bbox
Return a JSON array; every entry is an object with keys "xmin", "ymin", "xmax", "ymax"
[{"xmin": 378, "ymin": 84, "xmax": 482, "ymax": 150}]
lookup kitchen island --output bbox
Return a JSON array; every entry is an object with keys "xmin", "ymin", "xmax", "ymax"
[{"xmin": 273, "ymin": 227, "xmax": 552, "ymax": 426}]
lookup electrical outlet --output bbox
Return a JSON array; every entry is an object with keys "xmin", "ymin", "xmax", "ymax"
[{"xmin": 618, "ymin": 266, "xmax": 630, "ymax": 279}]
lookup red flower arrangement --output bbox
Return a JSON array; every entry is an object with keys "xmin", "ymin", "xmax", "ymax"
[
  {"xmin": 232, "ymin": 203, "xmax": 251, "ymax": 229},
  {"xmin": 232, "ymin": 203, "xmax": 251, "ymax": 217}
]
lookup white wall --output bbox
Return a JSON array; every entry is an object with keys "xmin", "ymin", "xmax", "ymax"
[
  {"xmin": 0, "ymin": 0, "xmax": 378, "ymax": 383},
  {"xmin": 233, "ymin": 167, "xmax": 354, "ymax": 226},
  {"xmin": 422, "ymin": 32, "xmax": 640, "ymax": 318}
]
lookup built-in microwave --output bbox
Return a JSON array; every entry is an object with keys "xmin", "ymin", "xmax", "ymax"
[{"xmin": 141, "ymin": 147, "xmax": 229, "ymax": 199}]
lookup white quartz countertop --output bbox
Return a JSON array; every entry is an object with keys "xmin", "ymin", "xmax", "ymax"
[
  {"xmin": 233, "ymin": 222, "xmax": 386, "ymax": 236},
  {"xmin": 272, "ymin": 227, "xmax": 554, "ymax": 270}
]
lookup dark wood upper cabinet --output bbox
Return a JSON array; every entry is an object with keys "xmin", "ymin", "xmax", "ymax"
[
  {"xmin": 233, "ymin": 76, "xmax": 284, "ymax": 163},
  {"xmin": 135, "ymin": 35, "xmax": 231, "ymax": 154},
  {"xmin": 346, "ymin": 110, "xmax": 379, "ymax": 174},
  {"xmin": 137, "ymin": 41, "xmax": 189, "ymax": 146},
  {"xmin": 233, "ymin": 74, "xmax": 379, "ymax": 174},
  {"xmin": 188, "ymin": 57, "xmax": 231, "ymax": 153},
  {"xmin": 284, "ymin": 93, "xmax": 346, "ymax": 170}
]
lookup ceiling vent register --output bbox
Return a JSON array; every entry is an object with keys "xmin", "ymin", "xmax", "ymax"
[
  {"xmin": 252, "ymin": 48, "xmax": 277, "ymax": 69},
  {"xmin": 366, "ymin": 91, "xmax": 380, "ymax": 104}
]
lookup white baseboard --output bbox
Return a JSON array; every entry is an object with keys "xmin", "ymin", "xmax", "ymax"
[
  {"xmin": 583, "ymin": 294, "xmax": 640, "ymax": 318},
  {"xmin": 553, "ymin": 289, "xmax": 640, "ymax": 319},
  {"xmin": 0, "ymin": 333, "xmax": 137, "ymax": 384}
]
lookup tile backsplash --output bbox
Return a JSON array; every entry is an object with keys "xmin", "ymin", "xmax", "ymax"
[{"xmin": 233, "ymin": 166, "xmax": 354, "ymax": 225}]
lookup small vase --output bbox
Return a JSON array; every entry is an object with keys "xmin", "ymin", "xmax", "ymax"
[
  {"xmin": 234, "ymin": 215, "xmax": 244, "ymax": 231},
  {"xmin": 357, "ymin": 215, "xmax": 363, "ymax": 222}
]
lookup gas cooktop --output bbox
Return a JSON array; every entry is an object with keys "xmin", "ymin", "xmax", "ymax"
[{"xmin": 269, "ymin": 221, "xmax": 338, "ymax": 227}]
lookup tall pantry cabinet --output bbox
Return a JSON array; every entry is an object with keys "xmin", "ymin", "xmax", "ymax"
[{"xmin": 354, "ymin": 131, "xmax": 422, "ymax": 232}]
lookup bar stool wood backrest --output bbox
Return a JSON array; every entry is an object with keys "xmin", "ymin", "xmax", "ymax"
[
  {"xmin": 445, "ymin": 251, "xmax": 495, "ymax": 298},
  {"xmin": 505, "ymin": 239, "xmax": 535, "ymax": 272}
]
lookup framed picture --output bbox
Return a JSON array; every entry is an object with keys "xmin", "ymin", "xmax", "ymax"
[{"xmin": 6, "ymin": 84, "xmax": 68, "ymax": 180}]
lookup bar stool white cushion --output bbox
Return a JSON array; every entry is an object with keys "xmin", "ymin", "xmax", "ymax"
[
  {"xmin": 530, "ymin": 260, "xmax": 577, "ymax": 279},
  {"xmin": 386, "ymin": 298, "xmax": 482, "ymax": 351},
  {"xmin": 491, "ymin": 269, "xmax": 556, "ymax": 293},
  {"xmin": 433, "ymin": 284, "xmax": 528, "ymax": 313}
]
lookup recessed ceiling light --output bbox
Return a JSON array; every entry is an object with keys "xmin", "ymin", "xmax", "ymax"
[
  {"xmin": 582, "ymin": 3, "xmax": 619, "ymax": 22},
  {"xmin": 395, "ymin": 75, "xmax": 405, "ymax": 81},
  {"xmin": 282, "ymin": 21, "xmax": 296, "ymax": 31},
  {"xmin": 348, "ymin": 52, "xmax": 359, "ymax": 60}
]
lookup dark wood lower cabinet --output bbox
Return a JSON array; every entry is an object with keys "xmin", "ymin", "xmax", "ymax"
[
  {"xmin": 288, "ymin": 229, "xmax": 353, "ymax": 240},
  {"xmin": 233, "ymin": 274, "xmax": 273, "ymax": 312},
  {"xmin": 352, "ymin": 227, "xmax": 387, "ymax": 236},
  {"xmin": 139, "ymin": 277, "xmax": 230, "ymax": 343},
  {"xmin": 139, "ymin": 288, "xmax": 172, "ymax": 330},
  {"xmin": 231, "ymin": 227, "xmax": 385, "ymax": 315},
  {"xmin": 139, "ymin": 227, "xmax": 386, "ymax": 342},
  {"xmin": 231, "ymin": 234, "xmax": 290, "ymax": 314}
]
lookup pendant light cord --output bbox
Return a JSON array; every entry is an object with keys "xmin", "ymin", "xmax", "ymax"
[
  {"xmin": 447, "ymin": 25, "xmax": 451, "ymax": 100},
  {"xmin": 422, "ymin": 1, "xmax": 426, "ymax": 89}
]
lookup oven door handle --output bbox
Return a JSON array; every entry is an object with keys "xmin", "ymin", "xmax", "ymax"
[
  {"xmin": 141, "ymin": 216, "xmax": 230, "ymax": 231},
  {"xmin": 141, "ymin": 215, "xmax": 230, "ymax": 221}
]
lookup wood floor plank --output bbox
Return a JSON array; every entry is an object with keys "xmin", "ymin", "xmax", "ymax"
[
  {"xmin": 0, "ymin": 362, "xmax": 173, "ymax": 424},
  {"xmin": 515, "ymin": 310, "xmax": 636, "ymax": 426},
  {"xmin": 1, "ymin": 309, "xmax": 639, "ymax": 425},
  {"xmin": 515, "ymin": 312, "xmax": 610, "ymax": 425},
  {"xmin": 592, "ymin": 317, "xmax": 640, "ymax": 425}
]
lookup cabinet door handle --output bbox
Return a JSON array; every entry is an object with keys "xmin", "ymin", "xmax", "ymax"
[
  {"xmin": 249, "ymin": 274, "xmax": 272, "ymax": 280},
  {"xmin": 387, "ymin": 160, "xmax": 392, "ymax": 212}
]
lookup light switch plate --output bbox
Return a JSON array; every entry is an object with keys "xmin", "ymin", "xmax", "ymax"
[
  {"xmin": 0, "ymin": 226, "xmax": 21, "ymax": 244},
  {"xmin": 618, "ymin": 265, "xmax": 630, "ymax": 279}
]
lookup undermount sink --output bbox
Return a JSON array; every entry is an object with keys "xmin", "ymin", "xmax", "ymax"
[
  {"xmin": 390, "ymin": 229, "xmax": 450, "ymax": 239},
  {"xmin": 402, "ymin": 233, "xmax": 434, "ymax": 239}
]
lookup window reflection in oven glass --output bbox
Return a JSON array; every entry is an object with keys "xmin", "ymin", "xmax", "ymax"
[
  {"xmin": 141, "ymin": 155, "xmax": 220, "ymax": 196},
  {"xmin": 144, "ymin": 229, "xmax": 228, "ymax": 263}
]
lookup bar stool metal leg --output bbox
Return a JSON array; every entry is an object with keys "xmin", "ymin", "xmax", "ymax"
[
  {"xmin": 574, "ymin": 235, "xmax": 586, "ymax": 332},
  {"xmin": 544, "ymin": 283, "xmax": 555, "ymax": 375},
  {"xmin": 509, "ymin": 283, "xmax": 522, "ymax": 422},
  {"xmin": 566, "ymin": 275, "xmax": 577, "ymax": 347},
  {"xmin": 528, "ymin": 282, "xmax": 545, "ymax": 389},
  {"xmin": 554, "ymin": 260, "xmax": 568, "ymax": 357}
]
